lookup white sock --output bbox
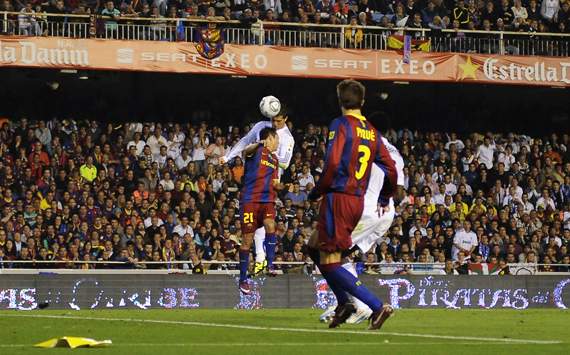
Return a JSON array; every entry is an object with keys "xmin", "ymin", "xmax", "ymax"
[
  {"xmin": 342, "ymin": 262, "xmax": 371, "ymax": 313},
  {"xmin": 254, "ymin": 227, "xmax": 266, "ymax": 263}
]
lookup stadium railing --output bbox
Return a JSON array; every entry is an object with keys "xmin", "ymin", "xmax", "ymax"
[
  {"xmin": 0, "ymin": 260, "xmax": 568, "ymax": 275},
  {"xmin": 1, "ymin": 11, "xmax": 569, "ymax": 57}
]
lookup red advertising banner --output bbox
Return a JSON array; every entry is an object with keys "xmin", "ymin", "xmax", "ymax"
[{"xmin": 0, "ymin": 36, "xmax": 569, "ymax": 87}]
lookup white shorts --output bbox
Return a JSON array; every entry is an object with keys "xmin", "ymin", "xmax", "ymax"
[{"xmin": 351, "ymin": 199, "xmax": 395, "ymax": 253}]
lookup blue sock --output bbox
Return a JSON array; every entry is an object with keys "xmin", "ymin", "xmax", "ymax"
[
  {"xmin": 239, "ymin": 250, "xmax": 249, "ymax": 282},
  {"xmin": 265, "ymin": 234, "xmax": 276, "ymax": 268},
  {"xmin": 308, "ymin": 248, "xmax": 349, "ymax": 305},
  {"xmin": 323, "ymin": 263, "xmax": 383, "ymax": 312}
]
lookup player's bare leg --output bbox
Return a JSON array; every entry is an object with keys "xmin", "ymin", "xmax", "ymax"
[
  {"xmin": 238, "ymin": 233, "xmax": 254, "ymax": 294},
  {"xmin": 262, "ymin": 218, "xmax": 277, "ymax": 276},
  {"xmin": 253, "ymin": 227, "xmax": 267, "ymax": 276}
]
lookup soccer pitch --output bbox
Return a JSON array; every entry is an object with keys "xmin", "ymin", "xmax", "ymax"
[{"xmin": 0, "ymin": 309, "xmax": 568, "ymax": 354}]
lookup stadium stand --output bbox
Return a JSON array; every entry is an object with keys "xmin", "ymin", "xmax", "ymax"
[
  {"xmin": 0, "ymin": 0, "xmax": 569, "ymax": 56},
  {"xmin": 0, "ymin": 119, "xmax": 568, "ymax": 274}
]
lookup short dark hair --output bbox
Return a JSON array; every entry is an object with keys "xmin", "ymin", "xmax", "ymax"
[
  {"xmin": 277, "ymin": 103, "xmax": 288, "ymax": 118},
  {"xmin": 337, "ymin": 79, "xmax": 365, "ymax": 110},
  {"xmin": 259, "ymin": 127, "xmax": 277, "ymax": 140}
]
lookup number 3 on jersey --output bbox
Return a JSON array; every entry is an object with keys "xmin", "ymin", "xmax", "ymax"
[{"xmin": 355, "ymin": 145, "xmax": 371, "ymax": 180}]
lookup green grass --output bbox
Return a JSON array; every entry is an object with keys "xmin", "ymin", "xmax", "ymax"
[{"xmin": 0, "ymin": 309, "xmax": 568, "ymax": 354}]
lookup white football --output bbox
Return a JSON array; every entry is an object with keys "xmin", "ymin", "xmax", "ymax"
[{"xmin": 259, "ymin": 95, "xmax": 281, "ymax": 118}]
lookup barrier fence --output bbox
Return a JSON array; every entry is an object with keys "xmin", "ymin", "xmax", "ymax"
[
  {"xmin": 0, "ymin": 260, "xmax": 568, "ymax": 276},
  {"xmin": 1, "ymin": 11, "xmax": 569, "ymax": 57},
  {"xmin": 0, "ymin": 274, "xmax": 569, "ymax": 310}
]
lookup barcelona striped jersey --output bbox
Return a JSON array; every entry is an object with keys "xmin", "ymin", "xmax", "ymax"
[
  {"xmin": 241, "ymin": 146, "xmax": 279, "ymax": 204},
  {"xmin": 313, "ymin": 114, "xmax": 398, "ymax": 200}
]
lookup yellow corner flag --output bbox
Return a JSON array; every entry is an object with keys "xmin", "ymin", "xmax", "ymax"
[{"xmin": 35, "ymin": 337, "xmax": 112, "ymax": 349}]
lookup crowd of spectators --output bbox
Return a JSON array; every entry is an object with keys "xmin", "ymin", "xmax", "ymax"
[
  {"xmin": 0, "ymin": 118, "xmax": 568, "ymax": 275},
  {"xmin": 1, "ymin": 0, "xmax": 569, "ymax": 39}
]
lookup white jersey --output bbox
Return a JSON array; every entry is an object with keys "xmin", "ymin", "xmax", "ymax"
[
  {"xmin": 351, "ymin": 138, "xmax": 404, "ymax": 252},
  {"xmin": 223, "ymin": 121, "xmax": 295, "ymax": 174},
  {"xmin": 451, "ymin": 230, "xmax": 478, "ymax": 260}
]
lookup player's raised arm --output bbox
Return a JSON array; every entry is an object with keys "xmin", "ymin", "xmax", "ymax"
[
  {"xmin": 375, "ymin": 134, "xmax": 399, "ymax": 206},
  {"xmin": 221, "ymin": 121, "xmax": 266, "ymax": 164},
  {"xmin": 381, "ymin": 137, "xmax": 404, "ymax": 187},
  {"xmin": 309, "ymin": 118, "xmax": 346, "ymax": 199},
  {"xmin": 377, "ymin": 137, "xmax": 404, "ymax": 204}
]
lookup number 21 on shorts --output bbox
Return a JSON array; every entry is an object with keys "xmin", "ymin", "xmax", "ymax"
[
  {"xmin": 355, "ymin": 145, "xmax": 371, "ymax": 180},
  {"xmin": 243, "ymin": 212, "xmax": 254, "ymax": 224}
]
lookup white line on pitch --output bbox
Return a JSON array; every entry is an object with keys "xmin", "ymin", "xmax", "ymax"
[
  {"xmin": 0, "ymin": 342, "xmax": 555, "ymax": 348},
  {"xmin": 0, "ymin": 314, "xmax": 562, "ymax": 345}
]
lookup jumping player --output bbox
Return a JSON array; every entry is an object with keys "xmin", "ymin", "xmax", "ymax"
[
  {"xmin": 307, "ymin": 79, "xmax": 398, "ymax": 330},
  {"xmin": 238, "ymin": 127, "xmax": 281, "ymax": 294},
  {"xmin": 221, "ymin": 102, "xmax": 294, "ymax": 276}
]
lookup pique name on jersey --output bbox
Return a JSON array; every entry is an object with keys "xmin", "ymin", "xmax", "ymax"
[{"xmin": 356, "ymin": 127, "xmax": 376, "ymax": 141}]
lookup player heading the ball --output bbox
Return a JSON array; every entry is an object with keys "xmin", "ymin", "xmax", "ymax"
[{"xmin": 221, "ymin": 96, "xmax": 295, "ymax": 277}]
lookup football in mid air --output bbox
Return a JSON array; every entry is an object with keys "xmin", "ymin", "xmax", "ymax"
[{"xmin": 259, "ymin": 96, "xmax": 281, "ymax": 118}]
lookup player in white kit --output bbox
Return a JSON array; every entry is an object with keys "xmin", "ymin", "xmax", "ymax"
[
  {"xmin": 220, "ymin": 100, "xmax": 294, "ymax": 275},
  {"xmin": 320, "ymin": 137, "xmax": 404, "ymax": 323}
]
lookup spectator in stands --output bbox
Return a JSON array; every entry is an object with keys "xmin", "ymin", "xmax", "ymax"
[
  {"xmin": 407, "ymin": 12, "xmax": 424, "ymax": 38},
  {"xmin": 527, "ymin": 0, "xmax": 541, "ymax": 22},
  {"xmin": 512, "ymin": 0, "xmax": 528, "ymax": 22},
  {"xmin": 497, "ymin": 0, "xmax": 514, "ymax": 27},
  {"xmin": 422, "ymin": 1, "xmax": 438, "ymax": 26},
  {"xmin": 315, "ymin": 0, "xmax": 333, "ymax": 21},
  {"xmin": 393, "ymin": 3, "xmax": 409, "ymax": 27},
  {"xmin": 17, "ymin": 2, "xmax": 41, "ymax": 36},
  {"xmin": 344, "ymin": 16, "xmax": 363, "ymax": 47},
  {"xmin": 541, "ymin": 0, "xmax": 561, "ymax": 29},
  {"xmin": 80, "ymin": 156, "xmax": 97, "ymax": 183},
  {"xmin": 101, "ymin": 0, "xmax": 121, "ymax": 37},
  {"xmin": 556, "ymin": 1, "xmax": 570, "ymax": 27},
  {"xmin": 452, "ymin": 0, "xmax": 470, "ymax": 28},
  {"xmin": 333, "ymin": 0, "xmax": 350, "ymax": 24},
  {"xmin": 480, "ymin": 1, "xmax": 497, "ymax": 28}
]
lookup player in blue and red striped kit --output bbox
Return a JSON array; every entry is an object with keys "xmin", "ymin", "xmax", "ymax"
[
  {"xmin": 308, "ymin": 79, "xmax": 398, "ymax": 330},
  {"xmin": 238, "ymin": 127, "xmax": 280, "ymax": 294}
]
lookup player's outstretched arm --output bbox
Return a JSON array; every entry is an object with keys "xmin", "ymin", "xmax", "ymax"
[
  {"xmin": 221, "ymin": 121, "xmax": 267, "ymax": 164},
  {"xmin": 376, "ymin": 136, "xmax": 399, "ymax": 206}
]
